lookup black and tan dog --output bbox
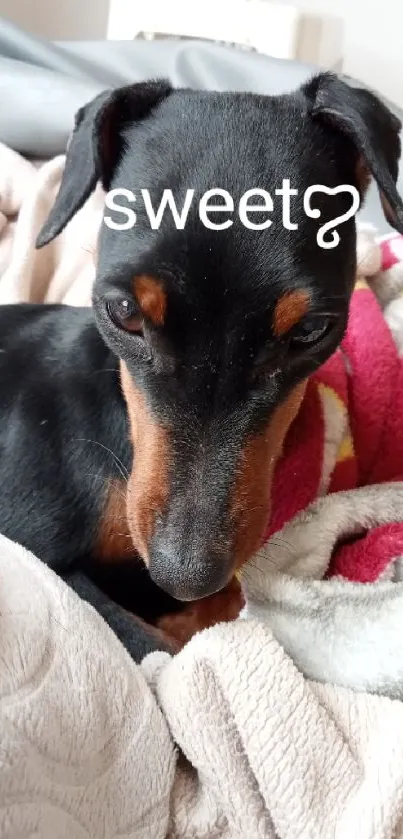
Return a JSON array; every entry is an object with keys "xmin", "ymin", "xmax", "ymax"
[{"xmin": 0, "ymin": 73, "xmax": 402, "ymax": 658}]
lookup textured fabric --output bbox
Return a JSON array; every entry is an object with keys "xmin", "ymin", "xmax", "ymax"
[
  {"xmin": 0, "ymin": 144, "xmax": 100, "ymax": 305},
  {"xmin": 0, "ymin": 536, "xmax": 175, "ymax": 839},
  {"xmin": 2, "ymin": 532, "xmax": 403, "ymax": 839},
  {"xmin": 243, "ymin": 483, "xmax": 403, "ymax": 697}
]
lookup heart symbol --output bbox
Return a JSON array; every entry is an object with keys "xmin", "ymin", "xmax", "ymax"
[{"xmin": 303, "ymin": 185, "xmax": 360, "ymax": 249}]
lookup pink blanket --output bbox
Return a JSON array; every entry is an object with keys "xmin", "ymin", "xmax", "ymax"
[{"xmin": 266, "ymin": 233, "xmax": 403, "ymax": 583}]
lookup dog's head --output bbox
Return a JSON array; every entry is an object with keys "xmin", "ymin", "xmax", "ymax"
[{"xmin": 37, "ymin": 73, "xmax": 403, "ymax": 600}]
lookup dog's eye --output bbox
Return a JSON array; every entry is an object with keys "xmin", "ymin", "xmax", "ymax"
[
  {"xmin": 290, "ymin": 317, "xmax": 330, "ymax": 347},
  {"xmin": 107, "ymin": 298, "xmax": 143, "ymax": 334}
]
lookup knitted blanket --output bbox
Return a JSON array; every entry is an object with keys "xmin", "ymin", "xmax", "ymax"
[{"xmin": 2, "ymin": 144, "xmax": 403, "ymax": 838}]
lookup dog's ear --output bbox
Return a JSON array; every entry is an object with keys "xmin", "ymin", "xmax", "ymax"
[
  {"xmin": 303, "ymin": 72, "xmax": 403, "ymax": 233},
  {"xmin": 36, "ymin": 79, "xmax": 172, "ymax": 248}
]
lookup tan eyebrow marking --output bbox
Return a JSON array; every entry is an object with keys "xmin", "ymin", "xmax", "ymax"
[
  {"xmin": 133, "ymin": 275, "xmax": 167, "ymax": 326},
  {"xmin": 273, "ymin": 290, "xmax": 310, "ymax": 337}
]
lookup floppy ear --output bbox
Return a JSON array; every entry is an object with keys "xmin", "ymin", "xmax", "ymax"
[
  {"xmin": 36, "ymin": 79, "xmax": 172, "ymax": 248},
  {"xmin": 303, "ymin": 72, "xmax": 403, "ymax": 233}
]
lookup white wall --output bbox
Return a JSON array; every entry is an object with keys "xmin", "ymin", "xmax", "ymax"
[
  {"xmin": 275, "ymin": 0, "xmax": 403, "ymax": 109},
  {"xmin": 0, "ymin": 0, "xmax": 110, "ymax": 40}
]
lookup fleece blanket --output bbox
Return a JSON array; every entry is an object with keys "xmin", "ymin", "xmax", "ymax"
[{"xmin": 2, "ymin": 143, "xmax": 403, "ymax": 838}]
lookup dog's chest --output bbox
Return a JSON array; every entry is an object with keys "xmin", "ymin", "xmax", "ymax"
[{"xmin": 95, "ymin": 479, "xmax": 136, "ymax": 562}]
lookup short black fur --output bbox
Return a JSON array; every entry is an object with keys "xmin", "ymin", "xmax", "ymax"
[{"xmin": 0, "ymin": 72, "xmax": 401, "ymax": 658}]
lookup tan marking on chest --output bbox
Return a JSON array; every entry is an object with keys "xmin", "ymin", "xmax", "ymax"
[
  {"xmin": 156, "ymin": 577, "xmax": 244, "ymax": 647},
  {"xmin": 96, "ymin": 479, "xmax": 136, "ymax": 562},
  {"xmin": 120, "ymin": 362, "xmax": 172, "ymax": 562}
]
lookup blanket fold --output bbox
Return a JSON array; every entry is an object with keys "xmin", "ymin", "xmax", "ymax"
[{"xmin": 3, "ymin": 534, "xmax": 403, "ymax": 839}]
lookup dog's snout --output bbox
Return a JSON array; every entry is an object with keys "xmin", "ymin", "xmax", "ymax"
[{"xmin": 148, "ymin": 545, "xmax": 231, "ymax": 601}]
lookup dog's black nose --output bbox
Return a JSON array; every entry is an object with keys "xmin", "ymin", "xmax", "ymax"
[{"xmin": 148, "ymin": 549, "xmax": 231, "ymax": 601}]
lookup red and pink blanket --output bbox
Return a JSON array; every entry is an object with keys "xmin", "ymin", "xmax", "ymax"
[{"xmin": 264, "ymin": 230, "xmax": 403, "ymax": 584}]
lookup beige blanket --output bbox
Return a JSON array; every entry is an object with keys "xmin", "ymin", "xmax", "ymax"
[
  {"xmin": 2, "ymin": 141, "xmax": 403, "ymax": 839},
  {"xmin": 0, "ymin": 143, "xmax": 101, "ymax": 306}
]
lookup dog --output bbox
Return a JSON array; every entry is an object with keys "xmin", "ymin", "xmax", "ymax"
[{"xmin": 0, "ymin": 72, "xmax": 402, "ymax": 658}]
